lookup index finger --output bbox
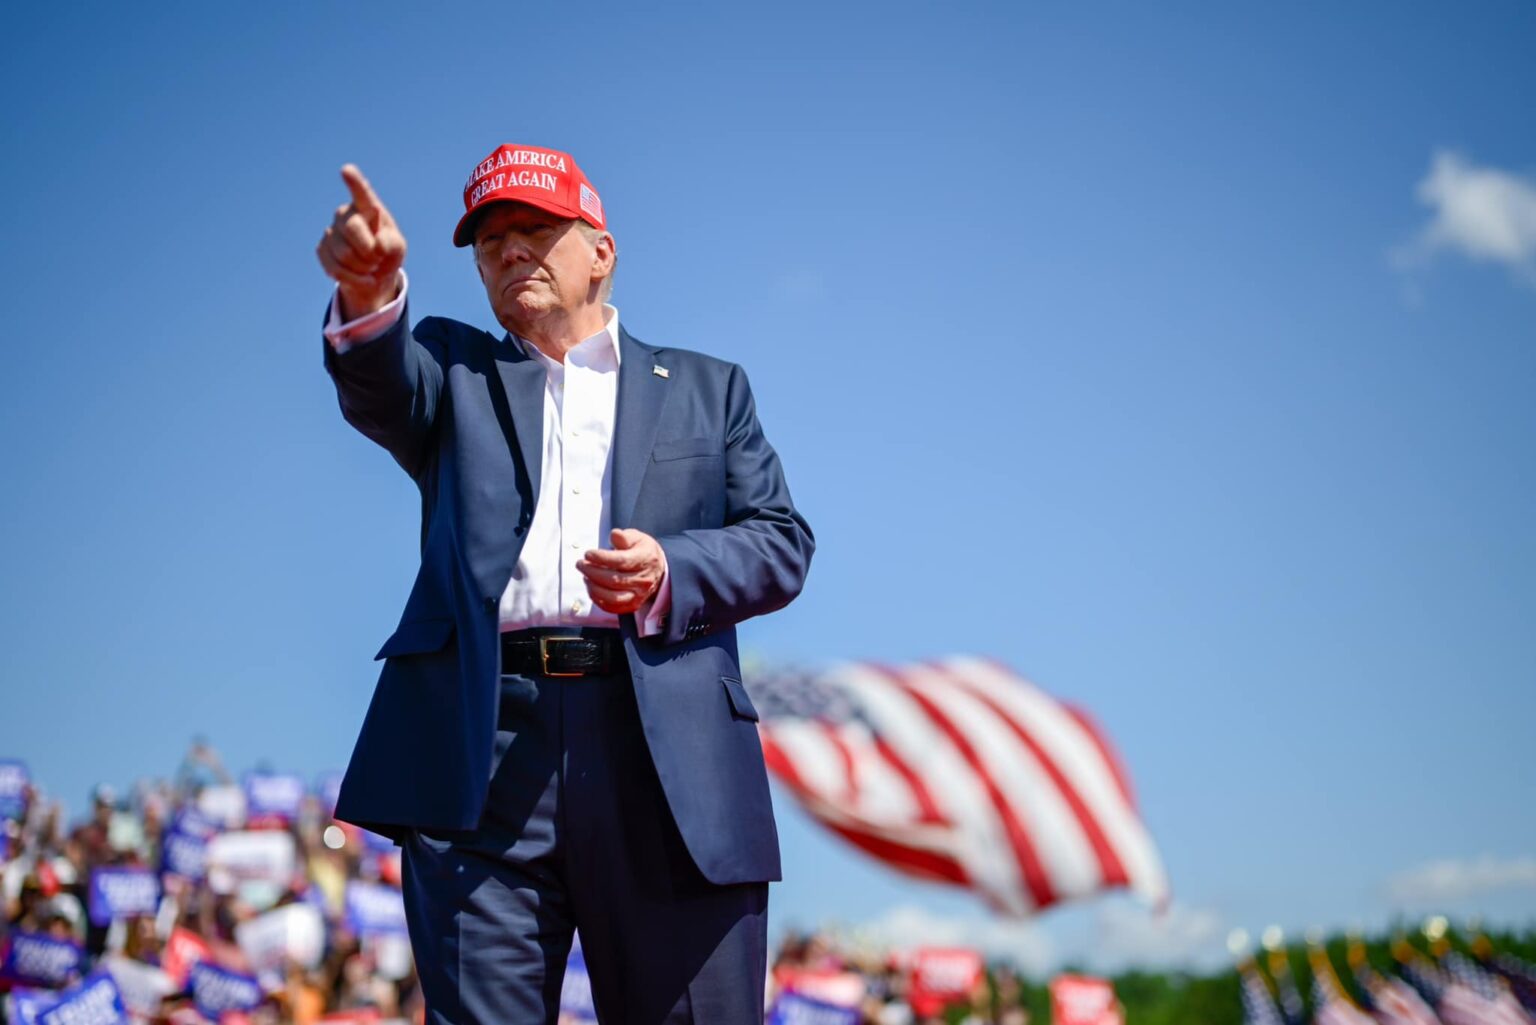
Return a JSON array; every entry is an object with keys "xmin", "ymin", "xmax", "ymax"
[{"xmin": 340, "ymin": 164, "xmax": 383, "ymax": 221}]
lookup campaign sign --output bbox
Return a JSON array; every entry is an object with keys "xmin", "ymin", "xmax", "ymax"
[
  {"xmin": 235, "ymin": 903, "xmax": 325, "ymax": 977},
  {"xmin": 9, "ymin": 988, "xmax": 63, "ymax": 1025},
  {"xmin": 243, "ymin": 774, "xmax": 306, "ymax": 825},
  {"xmin": 99, "ymin": 957, "xmax": 175, "ymax": 1020},
  {"xmin": 188, "ymin": 963, "xmax": 262, "ymax": 1020},
  {"xmin": 205, "ymin": 831, "xmax": 296, "ymax": 893},
  {"xmin": 0, "ymin": 760, "xmax": 28, "ymax": 820},
  {"xmin": 767, "ymin": 992, "xmax": 861, "ymax": 1025},
  {"xmin": 196, "ymin": 785, "xmax": 247, "ymax": 831},
  {"xmin": 363, "ymin": 934, "xmax": 413, "ymax": 983},
  {"xmin": 559, "ymin": 937, "xmax": 596, "ymax": 1022},
  {"xmin": 160, "ymin": 928, "xmax": 212, "ymax": 989},
  {"xmin": 1050, "ymin": 974, "xmax": 1123, "ymax": 1025},
  {"xmin": 160, "ymin": 826, "xmax": 209, "ymax": 882},
  {"xmin": 778, "ymin": 969, "xmax": 866, "ymax": 1009},
  {"xmin": 344, "ymin": 881, "xmax": 407, "ymax": 937},
  {"xmin": 1, "ymin": 931, "xmax": 86, "ymax": 988},
  {"xmin": 36, "ymin": 973, "xmax": 130, "ymax": 1025},
  {"xmin": 907, "ymin": 947, "xmax": 984, "ymax": 1018},
  {"xmin": 88, "ymin": 868, "xmax": 161, "ymax": 927}
]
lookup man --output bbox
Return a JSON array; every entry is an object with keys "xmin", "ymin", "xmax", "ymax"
[{"xmin": 314, "ymin": 144, "xmax": 813, "ymax": 1025}]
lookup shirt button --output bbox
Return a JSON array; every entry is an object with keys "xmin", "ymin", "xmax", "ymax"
[
  {"xmin": 572, "ymin": 486, "xmax": 581, "ymax": 495},
  {"xmin": 570, "ymin": 600, "xmax": 583, "ymax": 614}
]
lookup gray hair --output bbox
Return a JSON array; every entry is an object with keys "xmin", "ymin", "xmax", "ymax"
[{"xmin": 576, "ymin": 221, "xmax": 616, "ymax": 302}]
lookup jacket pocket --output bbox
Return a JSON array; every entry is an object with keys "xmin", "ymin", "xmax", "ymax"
[
  {"xmin": 721, "ymin": 676, "xmax": 760, "ymax": 722},
  {"xmin": 374, "ymin": 618, "xmax": 456, "ymax": 661},
  {"xmin": 652, "ymin": 436, "xmax": 718, "ymax": 462}
]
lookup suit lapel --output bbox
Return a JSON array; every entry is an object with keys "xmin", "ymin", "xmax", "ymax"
[
  {"xmin": 491, "ymin": 335, "xmax": 546, "ymax": 503},
  {"xmin": 611, "ymin": 327, "xmax": 670, "ymax": 529}
]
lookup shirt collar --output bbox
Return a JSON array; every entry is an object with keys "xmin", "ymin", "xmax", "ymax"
[{"xmin": 513, "ymin": 304, "xmax": 621, "ymax": 370}]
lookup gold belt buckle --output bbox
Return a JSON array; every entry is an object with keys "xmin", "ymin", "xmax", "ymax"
[{"xmin": 540, "ymin": 636, "xmax": 585, "ymax": 678}]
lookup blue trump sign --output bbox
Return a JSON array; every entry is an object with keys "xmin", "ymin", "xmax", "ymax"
[
  {"xmin": 189, "ymin": 962, "xmax": 263, "ymax": 1019},
  {"xmin": 0, "ymin": 760, "xmax": 29, "ymax": 820},
  {"xmin": 768, "ymin": 993, "xmax": 862, "ymax": 1025},
  {"xmin": 88, "ymin": 868, "xmax": 160, "ymax": 927},
  {"xmin": 9, "ymin": 988, "xmax": 62, "ymax": 1025},
  {"xmin": 159, "ymin": 808, "xmax": 215, "ymax": 881},
  {"xmin": 160, "ymin": 828, "xmax": 208, "ymax": 881},
  {"xmin": 171, "ymin": 807, "xmax": 218, "ymax": 839},
  {"xmin": 243, "ymin": 773, "xmax": 306, "ymax": 823},
  {"xmin": 1, "ymin": 931, "xmax": 85, "ymax": 988},
  {"xmin": 36, "ymin": 973, "xmax": 129, "ymax": 1025},
  {"xmin": 343, "ymin": 881, "xmax": 408, "ymax": 936}
]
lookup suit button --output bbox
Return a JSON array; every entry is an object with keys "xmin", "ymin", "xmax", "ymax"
[{"xmin": 514, "ymin": 525, "xmax": 526, "ymax": 536}]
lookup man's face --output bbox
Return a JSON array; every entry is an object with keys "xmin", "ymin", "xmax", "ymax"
[{"xmin": 472, "ymin": 202, "xmax": 613, "ymax": 334}]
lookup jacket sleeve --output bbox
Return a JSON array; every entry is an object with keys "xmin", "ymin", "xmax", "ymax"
[
  {"xmin": 654, "ymin": 362, "xmax": 814, "ymax": 645},
  {"xmin": 321, "ymin": 305, "xmax": 446, "ymax": 480}
]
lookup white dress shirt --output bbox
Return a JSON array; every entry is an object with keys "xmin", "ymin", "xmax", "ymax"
[{"xmin": 324, "ymin": 274, "xmax": 669, "ymax": 636}]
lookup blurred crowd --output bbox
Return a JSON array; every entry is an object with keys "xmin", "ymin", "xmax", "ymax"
[
  {"xmin": 3, "ymin": 747, "xmax": 1031, "ymax": 1025},
  {"xmin": 770, "ymin": 930, "xmax": 1030, "ymax": 1025},
  {"xmin": 2, "ymin": 743, "xmax": 420, "ymax": 1025}
]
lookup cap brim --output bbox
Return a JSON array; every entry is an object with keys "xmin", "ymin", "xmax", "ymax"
[{"xmin": 452, "ymin": 194, "xmax": 584, "ymax": 247}]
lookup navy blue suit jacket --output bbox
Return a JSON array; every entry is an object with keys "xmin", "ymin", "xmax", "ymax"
[{"xmin": 324, "ymin": 309, "xmax": 813, "ymax": 885}]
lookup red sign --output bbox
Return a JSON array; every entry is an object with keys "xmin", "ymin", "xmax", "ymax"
[
  {"xmin": 161, "ymin": 927, "xmax": 213, "ymax": 988},
  {"xmin": 908, "ymin": 948, "xmax": 984, "ymax": 1017},
  {"xmin": 1050, "ymin": 974, "xmax": 1122, "ymax": 1025}
]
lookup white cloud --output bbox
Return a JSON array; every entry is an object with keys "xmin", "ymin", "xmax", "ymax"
[
  {"xmin": 1087, "ymin": 900, "xmax": 1228, "ymax": 974},
  {"xmin": 1395, "ymin": 150, "xmax": 1536, "ymax": 286},
  {"xmin": 1385, "ymin": 855, "xmax": 1536, "ymax": 904},
  {"xmin": 842, "ymin": 904, "xmax": 1058, "ymax": 976},
  {"xmin": 824, "ymin": 899, "xmax": 1228, "ymax": 976}
]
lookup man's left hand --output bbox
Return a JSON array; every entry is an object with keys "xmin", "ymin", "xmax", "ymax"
[{"xmin": 578, "ymin": 528, "xmax": 666, "ymax": 615}]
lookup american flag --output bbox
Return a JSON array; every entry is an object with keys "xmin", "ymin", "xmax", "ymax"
[
  {"xmin": 748, "ymin": 658, "xmax": 1167, "ymax": 915},
  {"xmin": 1269, "ymin": 951, "xmax": 1309, "ymax": 1025},
  {"xmin": 1240, "ymin": 960, "xmax": 1288, "ymax": 1025},
  {"xmin": 1443, "ymin": 953, "xmax": 1534, "ymax": 1025},
  {"xmin": 1349, "ymin": 951, "xmax": 1442, "ymax": 1025},
  {"xmin": 1399, "ymin": 951, "xmax": 1532, "ymax": 1025},
  {"xmin": 1482, "ymin": 952, "xmax": 1536, "ymax": 1014},
  {"xmin": 1311, "ymin": 950, "xmax": 1377, "ymax": 1025}
]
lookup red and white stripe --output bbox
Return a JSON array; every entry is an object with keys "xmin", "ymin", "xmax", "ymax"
[
  {"xmin": 757, "ymin": 657, "xmax": 1167, "ymax": 916},
  {"xmin": 1439, "ymin": 983, "xmax": 1533, "ymax": 1025}
]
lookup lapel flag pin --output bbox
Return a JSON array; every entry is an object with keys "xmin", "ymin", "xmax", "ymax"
[{"xmin": 653, "ymin": 365, "xmax": 670, "ymax": 379}]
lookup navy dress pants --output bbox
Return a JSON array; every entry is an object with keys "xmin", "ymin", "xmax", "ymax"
[{"xmin": 399, "ymin": 665, "xmax": 769, "ymax": 1025}]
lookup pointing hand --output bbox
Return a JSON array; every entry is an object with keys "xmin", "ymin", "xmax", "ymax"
[{"xmin": 315, "ymin": 164, "xmax": 407, "ymax": 319}]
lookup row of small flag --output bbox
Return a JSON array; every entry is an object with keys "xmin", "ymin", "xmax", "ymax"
[{"xmin": 1240, "ymin": 929, "xmax": 1536, "ymax": 1025}]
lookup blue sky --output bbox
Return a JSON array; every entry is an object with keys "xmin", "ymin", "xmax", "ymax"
[{"xmin": 3, "ymin": 1, "xmax": 1533, "ymax": 971}]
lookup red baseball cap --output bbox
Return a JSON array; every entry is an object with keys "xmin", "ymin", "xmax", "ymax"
[{"xmin": 453, "ymin": 143, "xmax": 606, "ymax": 247}]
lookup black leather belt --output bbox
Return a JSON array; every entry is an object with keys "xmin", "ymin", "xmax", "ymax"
[{"xmin": 500, "ymin": 629, "xmax": 622, "ymax": 677}]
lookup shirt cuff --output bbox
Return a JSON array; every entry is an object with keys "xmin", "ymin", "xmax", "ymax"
[
  {"xmin": 636, "ymin": 559, "xmax": 672, "ymax": 638},
  {"xmin": 323, "ymin": 271, "xmax": 408, "ymax": 354}
]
